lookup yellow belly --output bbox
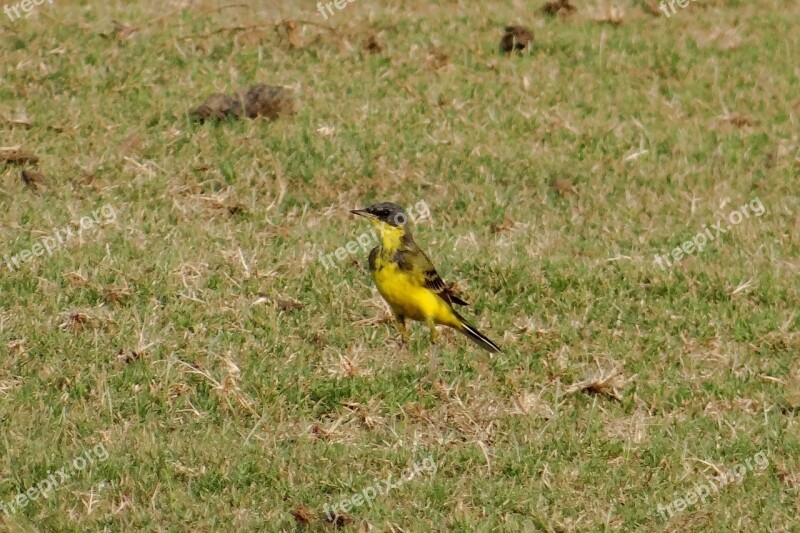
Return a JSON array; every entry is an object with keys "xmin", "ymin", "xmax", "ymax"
[{"xmin": 373, "ymin": 262, "xmax": 458, "ymax": 326}]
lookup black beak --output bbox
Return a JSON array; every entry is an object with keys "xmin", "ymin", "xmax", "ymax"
[{"xmin": 350, "ymin": 209, "xmax": 373, "ymax": 219}]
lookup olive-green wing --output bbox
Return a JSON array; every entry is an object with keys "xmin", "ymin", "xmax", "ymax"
[{"xmin": 394, "ymin": 248, "xmax": 469, "ymax": 306}]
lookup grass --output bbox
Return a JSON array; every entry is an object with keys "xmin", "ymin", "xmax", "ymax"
[{"xmin": 1, "ymin": 0, "xmax": 799, "ymax": 530}]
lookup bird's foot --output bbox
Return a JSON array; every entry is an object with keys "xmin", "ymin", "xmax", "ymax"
[{"xmin": 394, "ymin": 334, "xmax": 410, "ymax": 351}]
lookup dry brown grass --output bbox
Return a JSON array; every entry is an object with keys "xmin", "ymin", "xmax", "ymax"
[{"xmin": 0, "ymin": 0, "xmax": 797, "ymax": 530}]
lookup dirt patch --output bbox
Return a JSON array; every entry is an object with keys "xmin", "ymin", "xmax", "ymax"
[
  {"xmin": 240, "ymin": 84, "xmax": 295, "ymax": 120},
  {"xmin": 500, "ymin": 25, "xmax": 533, "ymax": 53},
  {"xmin": 363, "ymin": 34, "xmax": 382, "ymax": 53},
  {"xmin": 540, "ymin": 0, "xmax": 577, "ymax": 17},
  {"xmin": 0, "ymin": 147, "xmax": 39, "ymax": 165},
  {"xmin": 21, "ymin": 169, "xmax": 46, "ymax": 191},
  {"xmin": 189, "ymin": 94, "xmax": 242, "ymax": 122},
  {"xmin": 190, "ymin": 84, "xmax": 295, "ymax": 123},
  {"xmin": 549, "ymin": 178, "xmax": 578, "ymax": 197}
]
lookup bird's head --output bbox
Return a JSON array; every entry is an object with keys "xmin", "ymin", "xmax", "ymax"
[
  {"xmin": 350, "ymin": 202, "xmax": 409, "ymax": 227},
  {"xmin": 350, "ymin": 202, "xmax": 411, "ymax": 246}
]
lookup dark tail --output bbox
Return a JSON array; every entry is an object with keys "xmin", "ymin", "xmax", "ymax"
[{"xmin": 453, "ymin": 312, "xmax": 501, "ymax": 353}]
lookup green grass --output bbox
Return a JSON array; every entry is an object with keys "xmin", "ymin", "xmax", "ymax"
[{"xmin": 1, "ymin": 0, "xmax": 799, "ymax": 530}]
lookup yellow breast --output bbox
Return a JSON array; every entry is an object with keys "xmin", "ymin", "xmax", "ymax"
[{"xmin": 372, "ymin": 260, "xmax": 456, "ymax": 325}]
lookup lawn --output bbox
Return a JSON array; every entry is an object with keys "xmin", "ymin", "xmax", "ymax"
[{"xmin": 1, "ymin": 0, "xmax": 798, "ymax": 531}]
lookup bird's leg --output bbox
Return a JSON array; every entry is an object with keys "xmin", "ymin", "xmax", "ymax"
[
  {"xmin": 394, "ymin": 314, "xmax": 410, "ymax": 345},
  {"xmin": 426, "ymin": 317, "xmax": 439, "ymax": 345}
]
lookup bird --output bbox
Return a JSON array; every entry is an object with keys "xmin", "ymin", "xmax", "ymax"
[{"xmin": 350, "ymin": 202, "xmax": 501, "ymax": 354}]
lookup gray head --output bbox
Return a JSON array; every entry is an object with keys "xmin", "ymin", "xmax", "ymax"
[{"xmin": 350, "ymin": 202, "xmax": 410, "ymax": 227}]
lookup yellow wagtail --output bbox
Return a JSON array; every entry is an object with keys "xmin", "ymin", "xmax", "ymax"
[{"xmin": 350, "ymin": 202, "xmax": 501, "ymax": 353}]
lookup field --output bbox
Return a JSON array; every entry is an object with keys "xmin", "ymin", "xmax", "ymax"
[{"xmin": 1, "ymin": 0, "xmax": 799, "ymax": 531}]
